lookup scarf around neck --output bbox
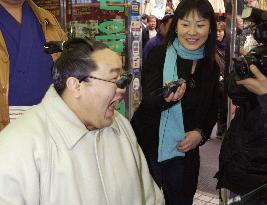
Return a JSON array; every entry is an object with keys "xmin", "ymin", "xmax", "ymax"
[{"xmin": 158, "ymin": 38, "xmax": 204, "ymax": 162}]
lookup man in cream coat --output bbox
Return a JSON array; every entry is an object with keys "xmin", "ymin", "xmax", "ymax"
[{"xmin": 0, "ymin": 38, "xmax": 164, "ymax": 205}]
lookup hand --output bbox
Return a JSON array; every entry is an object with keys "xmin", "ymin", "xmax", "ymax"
[
  {"xmin": 176, "ymin": 130, "xmax": 202, "ymax": 153},
  {"xmin": 236, "ymin": 65, "xmax": 267, "ymax": 96},
  {"xmin": 164, "ymin": 82, "xmax": 186, "ymax": 102}
]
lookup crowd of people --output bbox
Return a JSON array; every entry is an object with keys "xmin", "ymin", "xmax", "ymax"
[{"xmin": 0, "ymin": 0, "xmax": 267, "ymax": 205}]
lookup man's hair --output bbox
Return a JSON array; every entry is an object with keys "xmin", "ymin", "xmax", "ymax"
[
  {"xmin": 217, "ymin": 21, "xmax": 226, "ymax": 31},
  {"xmin": 147, "ymin": 15, "xmax": 157, "ymax": 22},
  {"xmin": 142, "ymin": 14, "xmax": 148, "ymax": 20},
  {"xmin": 52, "ymin": 38, "xmax": 108, "ymax": 95},
  {"xmin": 165, "ymin": 0, "xmax": 217, "ymax": 64}
]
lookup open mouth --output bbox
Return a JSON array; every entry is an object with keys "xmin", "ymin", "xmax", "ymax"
[
  {"xmin": 106, "ymin": 99, "xmax": 121, "ymax": 118},
  {"xmin": 110, "ymin": 99, "xmax": 120, "ymax": 109}
]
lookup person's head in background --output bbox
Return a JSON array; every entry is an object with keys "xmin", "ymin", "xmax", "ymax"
[
  {"xmin": 165, "ymin": 0, "xmax": 217, "ymax": 60},
  {"xmin": 147, "ymin": 15, "xmax": 157, "ymax": 30},
  {"xmin": 247, "ymin": 0, "xmax": 259, "ymax": 8},
  {"xmin": 141, "ymin": 14, "xmax": 148, "ymax": 28},
  {"xmin": 217, "ymin": 21, "xmax": 226, "ymax": 43},
  {"xmin": 236, "ymin": 15, "xmax": 244, "ymax": 34},
  {"xmin": 165, "ymin": 0, "xmax": 174, "ymax": 14},
  {"xmin": 52, "ymin": 38, "xmax": 126, "ymax": 130},
  {"xmin": 160, "ymin": 14, "xmax": 174, "ymax": 37}
]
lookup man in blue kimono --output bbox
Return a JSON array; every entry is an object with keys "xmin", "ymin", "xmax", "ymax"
[{"xmin": 0, "ymin": 0, "xmax": 67, "ymax": 130}]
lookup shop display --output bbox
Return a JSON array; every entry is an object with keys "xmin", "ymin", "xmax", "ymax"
[{"xmin": 66, "ymin": 0, "xmax": 142, "ymax": 118}]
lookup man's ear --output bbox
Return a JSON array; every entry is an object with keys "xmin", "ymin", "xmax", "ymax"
[{"xmin": 65, "ymin": 77, "xmax": 81, "ymax": 98}]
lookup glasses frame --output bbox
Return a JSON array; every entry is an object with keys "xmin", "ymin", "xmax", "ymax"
[{"xmin": 79, "ymin": 73, "xmax": 132, "ymax": 89}]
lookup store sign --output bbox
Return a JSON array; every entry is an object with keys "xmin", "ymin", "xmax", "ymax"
[
  {"xmin": 83, "ymin": 0, "xmax": 126, "ymax": 53},
  {"xmin": 100, "ymin": 0, "xmax": 125, "ymax": 12},
  {"xmin": 95, "ymin": 20, "xmax": 126, "ymax": 53}
]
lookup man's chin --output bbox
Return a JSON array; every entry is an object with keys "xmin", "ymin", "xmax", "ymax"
[{"xmin": 99, "ymin": 117, "xmax": 114, "ymax": 128}]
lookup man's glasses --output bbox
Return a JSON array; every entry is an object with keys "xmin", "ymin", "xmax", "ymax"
[{"xmin": 79, "ymin": 73, "xmax": 133, "ymax": 89}]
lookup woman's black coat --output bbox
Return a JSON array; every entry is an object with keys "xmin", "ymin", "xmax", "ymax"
[{"xmin": 131, "ymin": 44, "xmax": 219, "ymax": 198}]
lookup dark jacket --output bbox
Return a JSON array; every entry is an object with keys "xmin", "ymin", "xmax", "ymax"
[
  {"xmin": 143, "ymin": 32, "xmax": 163, "ymax": 61},
  {"xmin": 131, "ymin": 45, "xmax": 219, "ymax": 197},
  {"xmin": 216, "ymin": 80, "xmax": 267, "ymax": 195},
  {"xmin": 142, "ymin": 27, "xmax": 158, "ymax": 49},
  {"xmin": 215, "ymin": 40, "xmax": 225, "ymax": 77}
]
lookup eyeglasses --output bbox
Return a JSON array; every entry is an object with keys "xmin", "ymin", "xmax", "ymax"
[{"xmin": 79, "ymin": 73, "xmax": 133, "ymax": 89}]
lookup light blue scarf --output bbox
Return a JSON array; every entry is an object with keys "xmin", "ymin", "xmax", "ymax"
[{"xmin": 158, "ymin": 38, "xmax": 204, "ymax": 162}]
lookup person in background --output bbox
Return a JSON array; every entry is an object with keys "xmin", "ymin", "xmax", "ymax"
[
  {"xmin": 0, "ymin": 38, "xmax": 164, "ymax": 205},
  {"xmin": 142, "ymin": 15, "xmax": 158, "ymax": 48},
  {"xmin": 131, "ymin": 0, "xmax": 219, "ymax": 204},
  {"xmin": 165, "ymin": 0, "xmax": 174, "ymax": 14},
  {"xmin": 141, "ymin": 13, "xmax": 148, "ymax": 30},
  {"xmin": 247, "ymin": 0, "xmax": 259, "ymax": 8},
  {"xmin": 143, "ymin": 13, "xmax": 174, "ymax": 61},
  {"xmin": 216, "ymin": 65, "xmax": 267, "ymax": 196},
  {"xmin": 0, "ymin": 0, "xmax": 67, "ymax": 131},
  {"xmin": 235, "ymin": 15, "xmax": 248, "ymax": 56},
  {"xmin": 215, "ymin": 21, "xmax": 227, "ymax": 138}
]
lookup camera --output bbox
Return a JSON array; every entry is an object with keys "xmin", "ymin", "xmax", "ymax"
[
  {"xmin": 233, "ymin": 45, "xmax": 267, "ymax": 79},
  {"xmin": 162, "ymin": 78, "xmax": 186, "ymax": 98},
  {"xmin": 233, "ymin": 7, "xmax": 267, "ymax": 79}
]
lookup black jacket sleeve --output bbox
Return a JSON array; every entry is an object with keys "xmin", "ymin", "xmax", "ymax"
[
  {"xmin": 258, "ymin": 93, "xmax": 267, "ymax": 137},
  {"xmin": 198, "ymin": 63, "xmax": 220, "ymax": 145},
  {"xmin": 200, "ymin": 73, "xmax": 219, "ymax": 145}
]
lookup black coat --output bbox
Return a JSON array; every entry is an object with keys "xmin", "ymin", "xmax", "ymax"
[
  {"xmin": 216, "ymin": 83, "xmax": 267, "ymax": 195},
  {"xmin": 142, "ymin": 28, "xmax": 150, "ymax": 49},
  {"xmin": 131, "ymin": 45, "xmax": 219, "ymax": 197},
  {"xmin": 142, "ymin": 28, "xmax": 158, "ymax": 49}
]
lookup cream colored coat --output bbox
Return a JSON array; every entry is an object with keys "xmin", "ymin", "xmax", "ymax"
[{"xmin": 0, "ymin": 86, "xmax": 164, "ymax": 205}]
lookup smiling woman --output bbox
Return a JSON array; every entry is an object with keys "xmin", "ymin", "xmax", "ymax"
[
  {"xmin": 131, "ymin": 0, "xmax": 219, "ymax": 204},
  {"xmin": 176, "ymin": 11, "xmax": 210, "ymax": 51}
]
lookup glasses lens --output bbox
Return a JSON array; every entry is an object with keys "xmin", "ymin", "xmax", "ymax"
[{"xmin": 116, "ymin": 73, "xmax": 133, "ymax": 89}]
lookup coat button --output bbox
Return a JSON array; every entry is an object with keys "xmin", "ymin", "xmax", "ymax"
[{"xmin": 1, "ymin": 56, "xmax": 8, "ymax": 63}]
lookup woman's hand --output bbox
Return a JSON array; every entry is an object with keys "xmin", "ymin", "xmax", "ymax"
[
  {"xmin": 164, "ymin": 82, "xmax": 186, "ymax": 102},
  {"xmin": 176, "ymin": 130, "xmax": 202, "ymax": 152}
]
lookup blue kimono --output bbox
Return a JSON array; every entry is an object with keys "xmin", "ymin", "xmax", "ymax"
[{"xmin": 0, "ymin": 1, "xmax": 53, "ymax": 106}]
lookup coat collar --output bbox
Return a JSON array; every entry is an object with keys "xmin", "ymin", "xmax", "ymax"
[{"xmin": 27, "ymin": 0, "xmax": 58, "ymax": 26}]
